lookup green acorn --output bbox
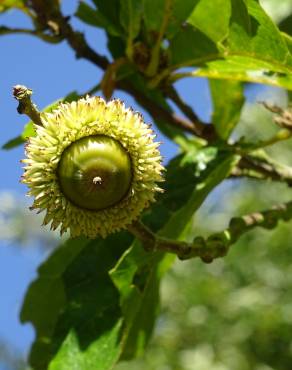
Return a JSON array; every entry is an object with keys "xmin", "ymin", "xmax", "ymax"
[{"xmin": 22, "ymin": 96, "xmax": 164, "ymax": 238}]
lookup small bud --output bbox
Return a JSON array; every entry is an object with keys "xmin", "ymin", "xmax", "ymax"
[{"xmin": 13, "ymin": 85, "xmax": 33, "ymax": 100}]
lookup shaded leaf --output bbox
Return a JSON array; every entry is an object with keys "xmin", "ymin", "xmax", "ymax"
[
  {"xmin": 143, "ymin": 0, "xmax": 197, "ymax": 38},
  {"xmin": 161, "ymin": 153, "xmax": 240, "ymax": 239},
  {"xmin": 110, "ymin": 242, "xmax": 163, "ymax": 360},
  {"xmin": 110, "ymin": 150, "xmax": 239, "ymax": 359},
  {"xmin": 21, "ymin": 232, "xmax": 133, "ymax": 370},
  {"xmin": 107, "ymin": 33, "xmax": 126, "ymax": 59},
  {"xmin": 22, "ymin": 153, "xmax": 204, "ymax": 367},
  {"xmin": 22, "ymin": 144, "xmax": 238, "ymax": 368},
  {"xmin": 142, "ymin": 0, "xmax": 167, "ymax": 33},
  {"xmin": 92, "ymin": 0, "xmax": 120, "ymax": 25},
  {"xmin": 143, "ymin": 146, "xmax": 217, "ymax": 232},
  {"xmin": 2, "ymin": 133, "xmax": 28, "ymax": 150},
  {"xmin": 76, "ymin": 2, "xmax": 121, "ymax": 37},
  {"xmin": 169, "ymin": 25, "xmax": 219, "ymax": 66},
  {"xmin": 109, "ymin": 153, "xmax": 207, "ymax": 359},
  {"xmin": 279, "ymin": 13, "xmax": 292, "ymax": 36},
  {"xmin": 119, "ymin": 0, "xmax": 142, "ymax": 41},
  {"xmin": 2, "ymin": 120, "xmax": 36, "ymax": 150},
  {"xmin": 210, "ymin": 79, "xmax": 245, "ymax": 140},
  {"xmin": 166, "ymin": 0, "xmax": 199, "ymax": 38}
]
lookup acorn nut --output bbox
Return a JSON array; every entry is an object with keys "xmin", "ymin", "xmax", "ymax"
[{"xmin": 57, "ymin": 135, "xmax": 132, "ymax": 211}]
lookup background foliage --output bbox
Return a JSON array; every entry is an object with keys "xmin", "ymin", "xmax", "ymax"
[{"xmin": 1, "ymin": 0, "xmax": 292, "ymax": 369}]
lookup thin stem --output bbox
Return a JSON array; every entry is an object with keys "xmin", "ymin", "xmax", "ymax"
[
  {"xmin": 128, "ymin": 201, "xmax": 292, "ymax": 262},
  {"xmin": 238, "ymin": 154, "xmax": 292, "ymax": 187},
  {"xmin": 13, "ymin": 85, "xmax": 43, "ymax": 126},
  {"xmin": 237, "ymin": 129, "xmax": 292, "ymax": 153},
  {"xmin": 127, "ymin": 220, "xmax": 156, "ymax": 251},
  {"xmin": 166, "ymin": 85, "xmax": 215, "ymax": 138},
  {"xmin": 0, "ymin": 26, "xmax": 61, "ymax": 43},
  {"xmin": 145, "ymin": 0, "xmax": 171, "ymax": 77}
]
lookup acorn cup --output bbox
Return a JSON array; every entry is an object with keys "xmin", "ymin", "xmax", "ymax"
[{"xmin": 22, "ymin": 96, "xmax": 164, "ymax": 238}]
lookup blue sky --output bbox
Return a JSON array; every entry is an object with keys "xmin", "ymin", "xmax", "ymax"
[{"xmin": 0, "ymin": 1, "xmax": 279, "ymax": 367}]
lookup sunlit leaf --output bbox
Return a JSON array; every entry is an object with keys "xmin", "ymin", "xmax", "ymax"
[
  {"xmin": 188, "ymin": 0, "xmax": 231, "ymax": 43},
  {"xmin": 176, "ymin": 56, "xmax": 292, "ymax": 90},
  {"xmin": 0, "ymin": 0, "xmax": 25, "ymax": 12},
  {"xmin": 169, "ymin": 0, "xmax": 292, "ymax": 90},
  {"xmin": 210, "ymin": 79, "xmax": 245, "ymax": 140}
]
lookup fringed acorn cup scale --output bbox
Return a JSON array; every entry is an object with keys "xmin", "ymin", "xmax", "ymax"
[{"xmin": 22, "ymin": 96, "xmax": 164, "ymax": 238}]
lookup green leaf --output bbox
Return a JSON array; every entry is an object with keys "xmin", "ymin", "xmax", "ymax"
[
  {"xmin": 0, "ymin": 0, "xmax": 25, "ymax": 12},
  {"xmin": 142, "ymin": 0, "xmax": 197, "ymax": 38},
  {"xmin": 1, "ymin": 136, "xmax": 24, "ymax": 150},
  {"xmin": 48, "ymin": 321, "xmax": 123, "ymax": 370},
  {"xmin": 142, "ymin": 0, "xmax": 167, "ymax": 32},
  {"xmin": 92, "ymin": 0, "xmax": 120, "ymax": 24},
  {"xmin": 2, "ymin": 91, "xmax": 78, "ymax": 150},
  {"xmin": 22, "ymin": 147, "xmax": 238, "ymax": 368},
  {"xmin": 107, "ymin": 33, "xmax": 126, "ymax": 59},
  {"xmin": 109, "ymin": 153, "xmax": 204, "ymax": 359},
  {"xmin": 283, "ymin": 32, "xmax": 292, "ymax": 56},
  {"xmin": 143, "ymin": 146, "xmax": 217, "ymax": 232},
  {"xmin": 169, "ymin": 0, "xmax": 292, "ymax": 90},
  {"xmin": 119, "ymin": 0, "xmax": 142, "ymax": 41},
  {"xmin": 75, "ymin": 2, "xmax": 105, "ymax": 27},
  {"xmin": 279, "ymin": 14, "xmax": 292, "ymax": 36},
  {"xmin": 210, "ymin": 79, "xmax": 245, "ymax": 140},
  {"xmin": 188, "ymin": 0, "xmax": 231, "ymax": 43},
  {"xmin": 228, "ymin": 0, "xmax": 291, "ymax": 64},
  {"xmin": 161, "ymin": 153, "xmax": 240, "ymax": 239},
  {"xmin": 110, "ymin": 243, "xmax": 163, "ymax": 360},
  {"xmin": 23, "ymin": 154, "xmax": 203, "ymax": 367},
  {"xmin": 166, "ymin": 0, "xmax": 200, "ymax": 38},
  {"xmin": 21, "ymin": 232, "xmax": 133, "ymax": 370},
  {"xmin": 110, "ymin": 150, "xmax": 238, "ymax": 360},
  {"xmin": 169, "ymin": 25, "xmax": 218, "ymax": 66},
  {"xmin": 2, "ymin": 121, "xmax": 36, "ymax": 150},
  {"xmin": 181, "ymin": 56, "xmax": 292, "ymax": 90},
  {"xmin": 76, "ymin": 2, "xmax": 122, "ymax": 37}
]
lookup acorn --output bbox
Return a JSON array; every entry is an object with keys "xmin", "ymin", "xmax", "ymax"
[{"xmin": 22, "ymin": 96, "xmax": 164, "ymax": 238}]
